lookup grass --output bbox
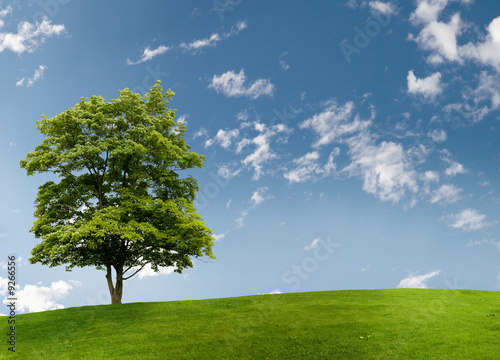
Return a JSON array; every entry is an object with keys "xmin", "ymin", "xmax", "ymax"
[{"xmin": 1, "ymin": 289, "xmax": 499, "ymax": 359}]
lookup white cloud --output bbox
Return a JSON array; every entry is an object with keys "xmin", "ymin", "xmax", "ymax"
[
  {"xmin": 213, "ymin": 231, "xmax": 229, "ymax": 242},
  {"xmin": 409, "ymin": 0, "xmax": 463, "ymax": 64},
  {"xmin": 193, "ymin": 127, "xmax": 209, "ymax": 139},
  {"xmin": 430, "ymin": 183, "xmax": 463, "ymax": 204},
  {"xmin": 440, "ymin": 150, "xmax": 467, "ymax": 176},
  {"xmin": 208, "ymin": 69, "xmax": 275, "ymax": 99},
  {"xmin": 299, "ymin": 99, "xmax": 372, "ymax": 147},
  {"xmin": 182, "ymin": 33, "xmax": 221, "ymax": 51},
  {"xmin": 205, "ymin": 129, "xmax": 240, "ymax": 149},
  {"xmin": 345, "ymin": 0, "xmax": 359, "ymax": 9},
  {"xmin": 459, "ymin": 16, "xmax": 500, "ymax": 70},
  {"xmin": 471, "ymin": 71, "xmax": 500, "ymax": 110},
  {"xmin": 242, "ymin": 136, "xmax": 274, "ymax": 179},
  {"xmin": 428, "ymin": 128, "xmax": 447, "ymax": 142},
  {"xmin": 304, "ymin": 238, "xmax": 320, "ymax": 251},
  {"xmin": 397, "ymin": 270, "xmax": 441, "ymax": 288},
  {"xmin": 235, "ymin": 216, "xmax": 245, "ymax": 228},
  {"xmin": 180, "ymin": 20, "xmax": 247, "ymax": 53},
  {"xmin": 409, "ymin": 1, "xmax": 500, "ymax": 69},
  {"xmin": 280, "ymin": 60, "xmax": 290, "ymax": 71},
  {"xmin": 218, "ymin": 163, "xmax": 242, "ymax": 179},
  {"xmin": 0, "ymin": 5, "xmax": 12, "ymax": 29},
  {"xmin": 410, "ymin": 0, "xmax": 448, "ymax": 24},
  {"xmin": 279, "ymin": 51, "xmax": 290, "ymax": 71},
  {"xmin": 422, "ymin": 170, "xmax": 440, "ymax": 182},
  {"xmin": 241, "ymin": 125, "xmax": 291, "ymax": 180},
  {"xmin": 444, "ymin": 161, "xmax": 467, "ymax": 176},
  {"xmin": 284, "ymin": 149, "xmax": 339, "ymax": 184},
  {"xmin": 236, "ymin": 110, "xmax": 250, "ymax": 122},
  {"xmin": 176, "ymin": 115, "xmax": 188, "ymax": 125},
  {"xmin": 250, "ymin": 186, "xmax": 268, "ymax": 206},
  {"xmin": 137, "ymin": 263, "xmax": 176, "ymax": 279},
  {"xmin": 212, "ymin": 120, "xmax": 291, "ymax": 180},
  {"xmin": 407, "ymin": 70, "xmax": 443, "ymax": 99},
  {"xmin": 3, "ymin": 280, "xmax": 81, "ymax": 313},
  {"xmin": 343, "ymin": 133, "xmax": 419, "ymax": 203},
  {"xmin": 0, "ymin": 18, "xmax": 65, "ymax": 54},
  {"xmin": 16, "ymin": 65, "xmax": 46, "ymax": 87},
  {"xmin": 0, "ymin": 276, "xmax": 9, "ymax": 296},
  {"xmin": 126, "ymin": 45, "xmax": 170, "ymax": 65},
  {"xmin": 369, "ymin": 1, "xmax": 397, "ymax": 15},
  {"xmin": 268, "ymin": 289, "xmax": 283, "ymax": 294},
  {"xmin": 466, "ymin": 237, "xmax": 500, "ymax": 250},
  {"xmin": 444, "ymin": 209, "xmax": 490, "ymax": 231},
  {"xmin": 0, "ymin": 6, "xmax": 12, "ymax": 18},
  {"xmin": 235, "ymin": 187, "xmax": 271, "ymax": 228}
]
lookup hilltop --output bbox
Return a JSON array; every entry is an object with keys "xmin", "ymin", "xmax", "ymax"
[{"xmin": 2, "ymin": 289, "xmax": 499, "ymax": 359}]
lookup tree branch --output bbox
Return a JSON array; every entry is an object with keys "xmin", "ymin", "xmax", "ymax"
[{"xmin": 122, "ymin": 263, "xmax": 147, "ymax": 280}]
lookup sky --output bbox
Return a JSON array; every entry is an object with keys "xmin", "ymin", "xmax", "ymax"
[{"xmin": 1, "ymin": 0, "xmax": 500, "ymax": 314}]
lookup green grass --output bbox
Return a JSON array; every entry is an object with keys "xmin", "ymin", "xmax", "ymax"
[{"xmin": 2, "ymin": 289, "xmax": 499, "ymax": 359}]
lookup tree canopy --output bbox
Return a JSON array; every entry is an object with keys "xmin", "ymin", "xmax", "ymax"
[{"xmin": 20, "ymin": 81, "xmax": 215, "ymax": 304}]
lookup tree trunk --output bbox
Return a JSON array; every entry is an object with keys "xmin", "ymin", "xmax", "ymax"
[{"xmin": 106, "ymin": 264, "xmax": 123, "ymax": 304}]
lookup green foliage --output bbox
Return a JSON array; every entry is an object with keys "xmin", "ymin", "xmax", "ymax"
[
  {"xmin": 20, "ymin": 81, "xmax": 214, "ymax": 288},
  {"xmin": 2, "ymin": 289, "xmax": 500, "ymax": 359}
]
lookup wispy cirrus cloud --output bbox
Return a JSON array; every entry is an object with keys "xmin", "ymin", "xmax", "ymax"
[
  {"xmin": 284, "ymin": 149, "xmax": 339, "ymax": 184},
  {"xmin": 127, "ymin": 20, "xmax": 247, "ymax": 64},
  {"xmin": 16, "ymin": 65, "xmax": 46, "ymax": 87},
  {"xmin": 180, "ymin": 20, "xmax": 247, "ymax": 53},
  {"xmin": 235, "ymin": 187, "xmax": 272, "ymax": 228},
  {"xmin": 429, "ymin": 183, "xmax": 463, "ymax": 204},
  {"xmin": 304, "ymin": 238, "xmax": 320, "ymax": 251},
  {"xmin": 126, "ymin": 45, "xmax": 171, "ymax": 65},
  {"xmin": 207, "ymin": 118, "xmax": 292, "ymax": 180},
  {"xmin": 299, "ymin": 99, "xmax": 372, "ymax": 148},
  {"xmin": 205, "ymin": 129, "xmax": 240, "ymax": 149}
]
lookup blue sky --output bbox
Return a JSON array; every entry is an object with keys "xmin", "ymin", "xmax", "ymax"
[{"xmin": 1, "ymin": 0, "xmax": 500, "ymax": 313}]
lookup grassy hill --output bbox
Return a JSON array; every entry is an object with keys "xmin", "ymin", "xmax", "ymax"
[{"xmin": 2, "ymin": 289, "xmax": 499, "ymax": 359}]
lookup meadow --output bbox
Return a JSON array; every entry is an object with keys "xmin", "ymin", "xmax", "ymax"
[{"xmin": 2, "ymin": 289, "xmax": 499, "ymax": 359}]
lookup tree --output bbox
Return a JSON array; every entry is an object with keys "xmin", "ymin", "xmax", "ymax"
[{"xmin": 20, "ymin": 81, "xmax": 215, "ymax": 304}]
